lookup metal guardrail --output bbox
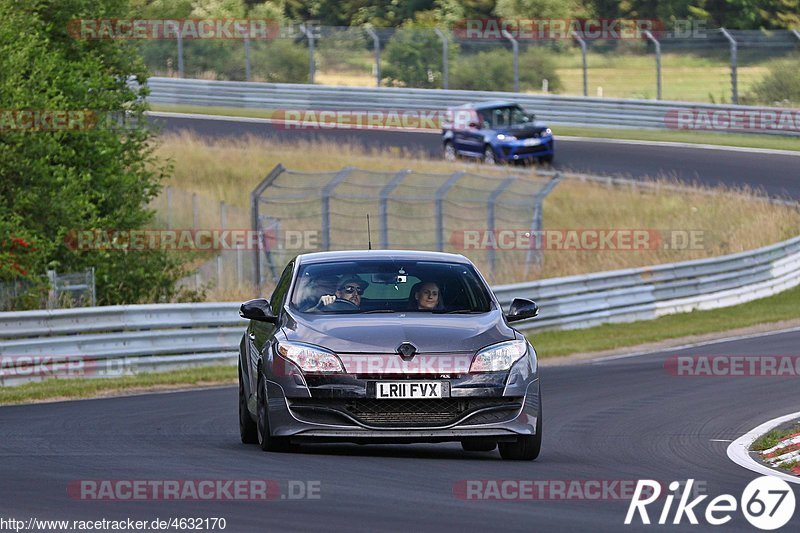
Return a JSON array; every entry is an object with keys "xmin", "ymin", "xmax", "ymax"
[
  {"xmin": 2, "ymin": 231, "xmax": 799, "ymax": 385},
  {"xmin": 146, "ymin": 77, "xmax": 800, "ymax": 137}
]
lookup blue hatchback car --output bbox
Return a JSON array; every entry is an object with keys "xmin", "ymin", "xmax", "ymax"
[{"xmin": 442, "ymin": 101, "xmax": 554, "ymax": 164}]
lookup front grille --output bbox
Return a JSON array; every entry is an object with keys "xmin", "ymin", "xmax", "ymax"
[
  {"xmin": 514, "ymin": 130, "xmax": 541, "ymax": 140},
  {"xmin": 515, "ymin": 144, "xmax": 549, "ymax": 155},
  {"xmin": 289, "ymin": 397, "xmax": 521, "ymax": 427}
]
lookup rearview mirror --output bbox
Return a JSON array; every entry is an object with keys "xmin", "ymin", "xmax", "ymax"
[
  {"xmin": 506, "ymin": 298, "xmax": 539, "ymax": 323},
  {"xmin": 239, "ymin": 298, "xmax": 277, "ymax": 323}
]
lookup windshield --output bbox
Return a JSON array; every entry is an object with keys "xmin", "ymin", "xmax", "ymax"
[
  {"xmin": 290, "ymin": 260, "xmax": 494, "ymax": 314},
  {"xmin": 481, "ymin": 105, "xmax": 531, "ymax": 128}
]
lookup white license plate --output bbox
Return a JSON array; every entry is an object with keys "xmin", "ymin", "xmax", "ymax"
[
  {"xmin": 523, "ymin": 138, "xmax": 541, "ymax": 146},
  {"xmin": 375, "ymin": 382, "xmax": 443, "ymax": 399}
]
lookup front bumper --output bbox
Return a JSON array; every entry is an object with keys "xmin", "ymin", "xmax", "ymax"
[
  {"xmin": 496, "ymin": 137, "xmax": 554, "ymax": 161},
  {"xmin": 263, "ymin": 355, "xmax": 540, "ymax": 443}
]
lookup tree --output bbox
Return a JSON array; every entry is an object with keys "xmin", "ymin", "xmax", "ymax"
[
  {"xmin": 383, "ymin": 20, "xmax": 457, "ymax": 88},
  {"xmin": 0, "ymin": 0, "xmax": 199, "ymax": 306}
]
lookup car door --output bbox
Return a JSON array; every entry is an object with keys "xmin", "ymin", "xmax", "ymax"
[
  {"xmin": 248, "ymin": 260, "xmax": 294, "ymax": 393},
  {"xmin": 453, "ymin": 109, "xmax": 483, "ymax": 156},
  {"xmin": 460, "ymin": 110, "xmax": 488, "ymax": 156}
]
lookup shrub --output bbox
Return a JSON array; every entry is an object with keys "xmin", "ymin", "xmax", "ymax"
[
  {"xmin": 450, "ymin": 48, "xmax": 561, "ymax": 93},
  {"xmin": 251, "ymin": 39, "xmax": 311, "ymax": 83},
  {"xmin": 747, "ymin": 56, "xmax": 800, "ymax": 106}
]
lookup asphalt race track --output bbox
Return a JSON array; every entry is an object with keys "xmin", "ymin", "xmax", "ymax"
[
  {"xmin": 152, "ymin": 114, "xmax": 800, "ymax": 199},
  {"xmin": 2, "ymin": 329, "xmax": 799, "ymax": 531}
]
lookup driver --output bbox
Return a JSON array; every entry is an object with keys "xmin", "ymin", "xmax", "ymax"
[{"xmin": 313, "ymin": 276, "xmax": 368, "ymax": 310}]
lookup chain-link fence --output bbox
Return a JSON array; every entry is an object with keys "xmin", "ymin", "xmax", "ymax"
[
  {"xmin": 252, "ymin": 165, "xmax": 561, "ymax": 288},
  {"xmin": 139, "ymin": 25, "xmax": 800, "ymax": 106},
  {"xmin": 1, "ymin": 269, "xmax": 95, "ymax": 311}
]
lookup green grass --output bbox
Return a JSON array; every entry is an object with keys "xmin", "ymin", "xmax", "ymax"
[
  {"xmin": 148, "ymin": 104, "xmax": 800, "ymax": 153},
  {"xmin": 752, "ymin": 424, "xmax": 800, "ymax": 451},
  {"xmin": 530, "ymin": 283, "xmax": 800, "ymax": 358},
  {"xmin": 0, "ymin": 365, "xmax": 235, "ymax": 406},
  {"xmin": 551, "ymin": 126, "xmax": 800, "ymax": 152}
]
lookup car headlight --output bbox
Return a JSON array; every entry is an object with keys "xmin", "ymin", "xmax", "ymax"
[
  {"xmin": 276, "ymin": 341, "xmax": 344, "ymax": 373},
  {"xmin": 469, "ymin": 339, "xmax": 528, "ymax": 372},
  {"xmin": 544, "ymin": 128, "xmax": 552, "ymax": 136},
  {"xmin": 496, "ymin": 134, "xmax": 516, "ymax": 141}
]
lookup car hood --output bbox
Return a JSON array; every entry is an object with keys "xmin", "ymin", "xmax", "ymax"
[
  {"xmin": 495, "ymin": 121, "xmax": 549, "ymax": 135},
  {"xmin": 282, "ymin": 309, "xmax": 516, "ymax": 354}
]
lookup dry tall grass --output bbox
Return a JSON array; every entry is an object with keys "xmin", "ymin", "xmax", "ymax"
[{"xmin": 152, "ymin": 132, "xmax": 800, "ymax": 299}]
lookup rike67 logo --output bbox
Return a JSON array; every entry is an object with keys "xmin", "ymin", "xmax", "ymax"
[{"xmin": 625, "ymin": 477, "xmax": 796, "ymax": 530}]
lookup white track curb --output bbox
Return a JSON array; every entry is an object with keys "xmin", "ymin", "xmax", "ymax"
[{"xmin": 727, "ymin": 411, "xmax": 800, "ymax": 484}]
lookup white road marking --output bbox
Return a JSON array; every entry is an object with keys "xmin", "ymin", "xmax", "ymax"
[{"xmin": 727, "ymin": 411, "xmax": 800, "ymax": 484}]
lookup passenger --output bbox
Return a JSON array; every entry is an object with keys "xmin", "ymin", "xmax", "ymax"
[{"xmin": 410, "ymin": 281, "xmax": 444, "ymax": 311}]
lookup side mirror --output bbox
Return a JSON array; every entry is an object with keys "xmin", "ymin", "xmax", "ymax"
[
  {"xmin": 506, "ymin": 298, "xmax": 539, "ymax": 323},
  {"xmin": 239, "ymin": 298, "xmax": 277, "ymax": 323}
]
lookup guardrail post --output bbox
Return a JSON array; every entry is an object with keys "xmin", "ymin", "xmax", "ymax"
[
  {"xmin": 720, "ymin": 28, "xmax": 738, "ymax": 104},
  {"xmin": 525, "ymin": 172, "xmax": 563, "ymax": 273},
  {"xmin": 218, "ymin": 201, "xmax": 226, "ymax": 288},
  {"xmin": 793, "ymin": 29, "xmax": 800, "ymax": 43},
  {"xmin": 644, "ymin": 30, "xmax": 661, "ymax": 100},
  {"xmin": 501, "ymin": 30, "xmax": 519, "ymax": 93},
  {"xmin": 321, "ymin": 167, "xmax": 354, "ymax": 251},
  {"xmin": 435, "ymin": 171, "xmax": 465, "ymax": 251},
  {"xmin": 365, "ymin": 27, "xmax": 381, "ymax": 87},
  {"xmin": 300, "ymin": 24, "xmax": 316, "ymax": 84},
  {"xmin": 487, "ymin": 176, "xmax": 517, "ymax": 280},
  {"xmin": 251, "ymin": 164, "xmax": 286, "ymax": 290},
  {"xmin": 379, "ymin": 170, "xmax": 410, "ymax": 248},
  {"xmin": 433, "ymin": 28, "xmax": 449, "ymax": 89},
  {"xmin": 192, "ymin": 193, "xmax": 198, "ymax": 229},
  {"xmin": 244, "ymin": 34, "xmax": 252, "ymax": 81},
  {"xmin": 572, "ymin": 32, "xmax": 587, "ymax": 97},
  {"xmin": 89, "ymin": 267, "xmax": 96, "ymax": 307}
]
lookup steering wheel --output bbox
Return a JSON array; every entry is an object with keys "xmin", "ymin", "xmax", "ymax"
[{"xmin": 322, "ymin": 298, "xmax": 359, "ymax": 311}]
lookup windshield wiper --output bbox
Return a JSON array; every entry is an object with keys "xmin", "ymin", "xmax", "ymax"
[
  {"xmin": 362, "ymin": 309, "xmax": 396, "ymax": 314},
  {"xmin": 433, "ymin": 309, "xmax": 484, "ymax": 314}
]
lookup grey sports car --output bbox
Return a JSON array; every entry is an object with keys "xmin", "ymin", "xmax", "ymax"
[{"xmin": 238, "ymin": 250, "xmax": 542, "ymax": 460}]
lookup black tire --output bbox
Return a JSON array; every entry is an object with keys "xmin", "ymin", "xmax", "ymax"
[
  {"xmin": 483, "ymin": 145, "xmax": 497, "ymax": 165},
  {"xmin": 239, "ymin": 361, "xmax": 258, "ymax": 444},
  {"xmin": 461, "ymin": 439, "xmax": 497, "ymax": 452},
  {"xmin": 256, "ymin": 374, "xmax": 293, "ymax": 453},
  {"xmin": 499, "ymin": 406, "xmax": 542, "ymax": 461},
  {"xmin": 538, "ymin": 154, "xmax": 554, "ymax": 164},
  {"xmin": 443, "ymin": 141, "xmax": 457, "ymax": 162}
]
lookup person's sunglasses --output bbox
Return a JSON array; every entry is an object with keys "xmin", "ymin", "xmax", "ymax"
[{"xmin": 341, "ymin": 285, "xmax": 364, "ymax": 295}]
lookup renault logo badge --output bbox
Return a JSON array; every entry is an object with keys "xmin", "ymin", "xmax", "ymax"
[{"xmin": 397, "ymin": 342, "xmax": 417, "ymax": 360}]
